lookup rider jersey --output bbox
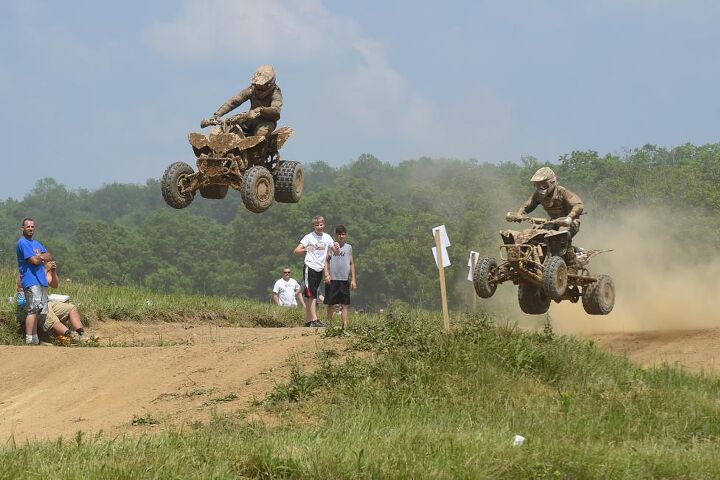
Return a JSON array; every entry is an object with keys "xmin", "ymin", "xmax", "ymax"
[
  {"xmin": 519, "ymin": 185, "xmax": 584, "ymax": 220},
  {"xmin": 215, "ymin": 85, "xmax": 283, "ymax": 121}
]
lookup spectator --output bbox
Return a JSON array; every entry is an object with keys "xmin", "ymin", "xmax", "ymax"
[
  {"xmin": 15, "ymin": 260, "xmax": 92, "ymax": 344},
  {"xmin": 324, "ymin": 225, "xmax": 356, "ymax": 329},
  {"xmin": 293, "ymin": 215, "xmax": 338, "ymax": 327},
  {"xmin": 272, "ymin": 266, "xmax": 305, "ymax": 308},
  {"xmin": 42, "ymin": 260, "xmax": 91, "ymax": 343},
  {"xmin": 16, "ymin": 218, "xmax": 51, "ymax": 345}
]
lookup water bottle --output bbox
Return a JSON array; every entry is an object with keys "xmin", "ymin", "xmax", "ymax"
[{"xmin": 16, "ymin": 291, "xmax": 26, "ymax": 309}]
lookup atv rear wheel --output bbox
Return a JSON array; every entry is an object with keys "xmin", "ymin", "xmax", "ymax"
[
  {"xmin": 274, "ymin": 161, "xmax": 304, "ymax": 203},
  {"xmin": 199, "ymin": 184, "xmax": 229, "ymax": 199},
  {"xmin": 161, "ymin": 162, "xmax": 195, "ymax": 209},
  {"xmin": 473, "ymin": 256, "xmax": 498, "ymax": 298},
  {"xmin": 543, "ymin": 256, "xmax": 568, "ymax": 300},
  {"xmin": 518, "ymin": 282, "xmax": 550, "ymax": 315},
  {"xmin": 241, "ymin": 165, "xmax": 275, "ymax": 213},
  {"xmin": 582, "ymin": 274, "xmax": 615, "ymax": 315}
]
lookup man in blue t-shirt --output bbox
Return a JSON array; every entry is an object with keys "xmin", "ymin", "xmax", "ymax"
[{"xmin": 16, "ymin": 217, "xmax": 52, "ymax": 345}]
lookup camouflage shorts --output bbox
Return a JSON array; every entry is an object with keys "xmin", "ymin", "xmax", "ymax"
[{"xmin": 23, "ymin": 285, "xmax": 48, "ymax": 315}]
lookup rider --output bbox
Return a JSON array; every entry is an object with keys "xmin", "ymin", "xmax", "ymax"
[
  {"xmin": 211, "ymin": 65, "xmax": 283, "ymax": 137},
  {"xmin": 507, "ymin": 166, "xmax": 584, "ymax": 265}
]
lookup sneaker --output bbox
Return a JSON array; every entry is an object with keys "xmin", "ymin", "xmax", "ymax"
[{"xmin": 310, "ymin": 320, "xmax": 325, "ymax": 328}]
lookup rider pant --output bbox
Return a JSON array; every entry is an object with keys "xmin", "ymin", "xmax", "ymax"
[{"xmin": 243, "ymin": 119, "xmax": 277, "ymax": 137}]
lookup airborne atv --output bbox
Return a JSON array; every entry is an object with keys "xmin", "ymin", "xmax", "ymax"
[
  {"xmin": 472, "ymin": 215, "xmax": 615, "ymax": 315},
  {"xmin": 161, "ymin": 112, "xmax": 303, "ymax": 212}
]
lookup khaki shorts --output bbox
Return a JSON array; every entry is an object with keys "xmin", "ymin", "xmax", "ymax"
[{"xmin": 42, "ymin": 301, "xmax": 76, "ymax": 333}]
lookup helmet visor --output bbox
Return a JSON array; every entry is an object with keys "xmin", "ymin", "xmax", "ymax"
[{"xmin": 254, "ymin": 81, "xmax": 273, "ymax": 91}]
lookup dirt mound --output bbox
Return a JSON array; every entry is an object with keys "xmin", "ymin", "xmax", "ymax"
[
  {"xmin": 0, "ymin": 322, "xmax": 337, "ymax": 443},
  {"xmin": 2, "ymin": 320, "xmax": 717, "ymax": 444}
]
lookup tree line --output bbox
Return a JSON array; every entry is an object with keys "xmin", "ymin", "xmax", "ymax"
[{"xmin": 1, "ymin": 143, "xmax": 718, "ymax": 309}]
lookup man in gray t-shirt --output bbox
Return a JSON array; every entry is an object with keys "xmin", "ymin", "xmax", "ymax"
[{"xmin": 324, "ymin": 225, "xmax": 356, "ymax": 329}]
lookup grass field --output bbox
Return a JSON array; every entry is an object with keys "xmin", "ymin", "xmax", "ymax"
[
  {"xmin": 0, "ymin": 268, "xmax": 304, "ymax": 344},
  {"xmin": 2, "ymin": 272, "xmax": 720, "ymax": 478}
]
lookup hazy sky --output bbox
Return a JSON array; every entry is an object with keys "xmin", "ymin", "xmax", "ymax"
[{"xmin": 1, "ymin": 0, "xmax": 718, "ymax": 200}]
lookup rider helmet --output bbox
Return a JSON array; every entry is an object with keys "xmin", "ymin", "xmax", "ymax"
[
  {"xmin": 252, "ymin": 65, "xmax": 276, "ymax": 89},
  {"xmin": 530, "ymin": 166, "xmax": 557, "ymax": 199}
]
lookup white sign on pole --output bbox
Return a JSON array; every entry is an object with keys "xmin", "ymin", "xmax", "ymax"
[
  {"xmin": 467, "ymin": 251, "xmax": 479, "ymax": 281},
  {"xmin": 431, "ymin": 225, "xmax": 451, "ymax": 248},
  {"xmin": 432, "ymin": 246, "xmax": 451, "ymax": 268}
]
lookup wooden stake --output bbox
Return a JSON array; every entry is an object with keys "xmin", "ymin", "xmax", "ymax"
[
  {"xmin": 471, "ymin": 252, "xmax": 478, "ymax": 313},
  {"xmin": 434, "ymin": 229, "xmax": 450, "ymax": 332}
]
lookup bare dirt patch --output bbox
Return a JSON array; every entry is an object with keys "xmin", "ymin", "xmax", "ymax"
[
  {"xmin": 588, "ymin": 328, "xmax": 720, "ymax": 374},
  {"xmin": 0, "ymin": 321, "xmax": 341, "ymax": 443}
]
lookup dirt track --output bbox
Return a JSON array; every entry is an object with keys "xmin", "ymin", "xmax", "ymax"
[
  {"xmin": 0, "ymin": 322, "xmax": 337, "ymax": 443},
  {"xmin": 1, "ymin": 321, "xmax": 719, "ymax": 443}
]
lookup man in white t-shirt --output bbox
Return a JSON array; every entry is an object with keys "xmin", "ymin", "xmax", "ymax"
[
  {"xmin": 272, "ymin": 266, "xmax": 304, "ymax": 307},
  {"xmin": 293, "ymin": 215, "xmax": 338, "ymax": 327}
]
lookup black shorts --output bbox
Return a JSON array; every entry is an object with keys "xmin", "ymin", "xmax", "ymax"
[
  {"xmin": 324, "ymin": 280, "xmax": 350, "ymax": 305},
  {"xmin": 303, "ymin": 266, "xmax": 323, "ymax": 299}
]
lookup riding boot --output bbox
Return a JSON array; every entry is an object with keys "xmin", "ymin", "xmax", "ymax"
[{"xmin": 564, "ymin": 244, "xmax": 578, "ymax": 272}]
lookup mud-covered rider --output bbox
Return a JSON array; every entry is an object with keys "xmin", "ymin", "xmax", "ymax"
[
  {"xmin": 507, "ymin": 167, "xmax": 584, "ymax": 266},
  {"xmin": 211, "ymin": 65, "xmax": 282, "ymax": 137}
]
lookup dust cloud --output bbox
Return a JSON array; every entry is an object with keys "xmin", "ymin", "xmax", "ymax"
[
  {"xmin": 463, "ymin": 207, "xmax": 720, "ymax": 334},
  {"xmin": 552, "ymin": 208, "xmax": 720, "ymax": 334}
]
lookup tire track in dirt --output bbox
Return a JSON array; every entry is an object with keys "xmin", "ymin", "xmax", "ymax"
[{"xmin": 0, "ymin": 323, "xmax": 337, "ymax": 443}]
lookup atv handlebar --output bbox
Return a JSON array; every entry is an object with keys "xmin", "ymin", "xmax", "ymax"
[
  {"xmin": 505, "ymin": 213, "xmax": 572, "ymax": 227},
  {"xmin": 200, "ymin": 118, "xmax": 219, "ymax": 128},
  {"xmin": 200, "ymin": 111, "xmax": 255, "ymax": 129}
]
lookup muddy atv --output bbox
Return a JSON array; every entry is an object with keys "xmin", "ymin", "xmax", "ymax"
[
  {"xmin": 472, "ymin": 215, "xmax": 615, "ymax": 315},
  {"xmin": 161, "ymin": 112, "xmax": 303, "ymax": 212}
]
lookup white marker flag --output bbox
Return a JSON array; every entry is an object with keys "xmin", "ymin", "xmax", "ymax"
[
  {"xmin": 432, "ymin": 246, "xmax": 451, "ymax": 268},
  {"xmin": 467, "ymin": 251, "xmax": 479, "ymax": 281},
  {"xmin": 431, "ymin": 225, "xmax": 451, "ymax": 248}
]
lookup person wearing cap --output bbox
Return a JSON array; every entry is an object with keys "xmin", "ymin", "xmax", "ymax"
[{"xmin": 211, "ymin": 65, "xmax": 282, "ymax": 136}]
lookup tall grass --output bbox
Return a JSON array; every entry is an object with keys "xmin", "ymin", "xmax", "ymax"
[
  {"xmin": 0, "ymin": 267, "xmax": 304, "ymax": 344},
  {"xmin": 1, "ymin": 298, "xmax": 719, "ymax": 478}
]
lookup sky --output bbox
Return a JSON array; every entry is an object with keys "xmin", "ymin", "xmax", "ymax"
[{"xmin": 1, "ymin": 0, "xmax": 719, "ymax": 200}]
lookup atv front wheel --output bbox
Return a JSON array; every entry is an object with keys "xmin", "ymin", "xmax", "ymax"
[
  {"xmin": 582, "ymin": 274, "xmax": 615, "ymax": 315},
  {"xmin": 161, "ymin": 162, "xmax": 195, "ymax": 209},
  {"xmin": 199, "ymin": 184, "xmax": 229, "ymax": 199},
  {"xmin": 274, "ymin": 161, "xmax": 304, "ymax": 203},
  {"xmin": 473, "ymin": 256, "xmax": 498, "ymax": 298},
  {"xmin": 543, "ymin": 256, "xmax": 568, "ymax": 300},
  {"xmin": 518, "ymin": 282, "xmax": 550, "ymax": 314},
  {"xmin": 241, "ymin": 165, "xmax": 275, "ymax": 213}
]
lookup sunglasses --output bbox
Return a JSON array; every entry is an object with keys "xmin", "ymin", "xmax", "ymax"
[{"xmin": 283, "ymin": 271, "xmax": 291, "ymax": 274}]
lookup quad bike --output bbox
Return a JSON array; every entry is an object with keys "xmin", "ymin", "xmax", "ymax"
[
  {"xmin": 472, "ymin": 214, "xmax": 615, "ymax": 315},
  {"xmin": 161, "ymin": 112, "xmax": 303, "ymax": 212}
]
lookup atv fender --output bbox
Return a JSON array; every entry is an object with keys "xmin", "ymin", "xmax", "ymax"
[
  {"xmin": 545, "ymin": 230, "xmax": 570, "ymax": 257},
  {"xmin": 208, "ymin": 133, "xmax": 262, "ymax": 156},
  {"xmin": 269, "ymin": 126, "xmax": 294, "ymax": 151}
]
